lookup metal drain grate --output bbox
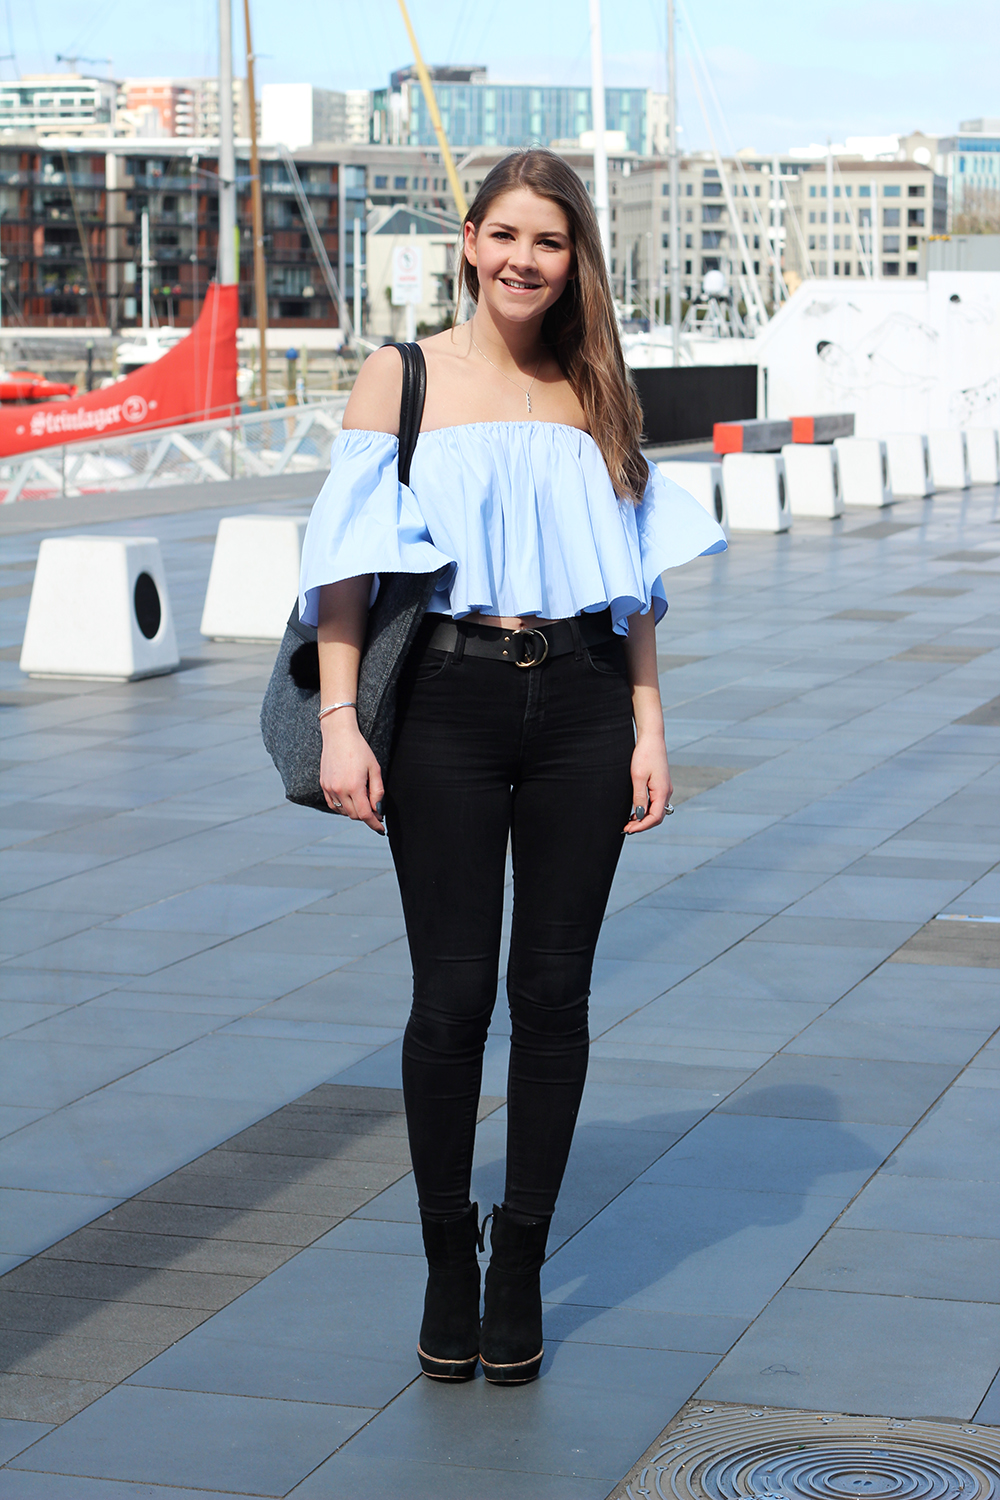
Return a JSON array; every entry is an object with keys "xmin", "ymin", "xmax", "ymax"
[{"xmin": 609, "ymin": 1402, "xmax": 1000, "ymax": 1500}]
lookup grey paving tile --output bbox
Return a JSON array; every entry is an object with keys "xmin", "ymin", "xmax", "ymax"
[
  {"xmin": 10, "ymin": 1384, "xmax": 372, "ymax": 1494},
  {"xmin": 839, "ymin": 1173, "xmax": 1000, "ymax": 1238},
  {"xmin": 0, "ymin": 1002, "xmax": 70, "ymax": 1039},
  {"xmin": 883, "ymin": 1087, "xmax": 1000, "ymax": 1181},
  {"xmin": 0, "ymin": 1091, "xmax": 265, "ymax": 1197},
  {"xmin": 540, "ymin": 1302, "xmax": 747, "ymax": 1355},
  {"xmin": 701, "ymin": 1287, "xmax": 1000, "ymax": 1420},
  {"xmin": 788, "ymin": 1226, "xmax": 1000, "ymax": 1302},
  {"xmin": 336, "ymin": 1341, "xmax": 710, "ymax": 1481},
  {"xmin": 0, "ymin": 972, "xmax": 118, "ymax": 1006},
  {"xmin": 543, "ymin": 1180, "xmax": 845, "ymax": 1320},
  {"xmin": 0, "ymin": 911, "xmax": 102, "ymax": 959},
  {"xmin": 10, "ymin": 928, "xmax": 226, "ymax": 976},
  {"xmin": 0, "ymin": 1190, "xmax": 122, "ymax": 1257},
  {"xmin": 0, "ymin": 1370, "xmax": 114, "ymax": 1424},
  {"xmin": 666, "ymin": 942, "xmax": 885, "ymax": 1004},
  {"xmin": 785, "ymin": 1015, "xmax": 991, "ymax": 1065},
  {"xmin": 716, "ymin": 1053, "xmax": 958, "ymax": 1126},
  {"xmin": 0, "ymin": 852, "xmax": 105, "ymax": 901},
  {"xmin": 785, "ymin": 873, "xmax": 971, "ymax": 923},
  {"xmin": 0, "ymin": 1039, "xmax": 159, "ymax": 1108},
  {"xmin": 744, "ymin": 914, "xmax": 922, "ymax": 950},
  {"xmin": 105, "ymin": 883, "xmax": 331, "ymax": 935},
  {"xmin": 638, "ymin": 867, "xmax": 827, "ymax": 913},
  {"xmin": 0, "ymin": 1331, "xmax": 163, "ymax": 1385},
  {"xmin": 124, "ymin": 948, "xmax": 345, "ymax": 999},
  {"xmin": 831, "ymin": 964, "xmax": 1000, "ymax": 1030},
  {"xmin": 596, "ymin": 906, "xmax": 766, "ymax": 964},
  {"xmin": 87, "ymin": 987, "xmax": 254, "ymax": 1017},
  {"xmin": 290, "ymin": 1454, "xmax": 613, "ymax": 1500},
  {"xmin": 9, "ymin": 1006, "xmax": 219, "ymax": 1052},
  {"xmin": 976, "ymin": 1367, "xmax": 1000, "ymax": 1425},
  {"xmin": 637, "ymin": 1111, "xmax": 901, "ymax": 1197},
  {"xmin": 110, "ymin": 1033, "xmax": 374, "ymax": 1104},
  {"xmin": 0, "ymin": 1418, "xmax": 52, "ymax": 1466}
]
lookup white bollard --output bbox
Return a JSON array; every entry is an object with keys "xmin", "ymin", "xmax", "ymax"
[
  {"xmin": 657, "ymin": 460, "xmax": 727, "ymax": 528},
  {"xmin": 928, "ymin": 430, "xmax": 971, "ymax": 490},
  {"xmin": 721, "ymin": 453, "xmax": 790, "ymax": 532},
  {"xmin": 780, "ymin": 443, "xmax": 843, "ymax": 519},
  {"xmin": 20, "ymin": 536, "xmax": 179, "ymax": 680},
  {"xmin": 965, "ymin": 429, "xmax": 1000, "ymax": 486},
  {"xmin": 200, "ymin": 515, "xmax": 308, "ymax": 642},
  {"xmin": 834, "ymin": 438, "xmax": 892, "ymax": 508},
  {"xmin": 885, "ymin": 433, "xmax": 934, "ymax": 498}
]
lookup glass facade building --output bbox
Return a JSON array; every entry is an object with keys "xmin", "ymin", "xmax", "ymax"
[{"xmin": 405, "ymin": 83, "xmax": 648, "ymax": 156}]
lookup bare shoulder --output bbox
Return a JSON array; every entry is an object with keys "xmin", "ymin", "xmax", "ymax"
[
  {"xmin": 341, "ymin": 344, "xmax": 404, "ymax": 434},
  {"xmin": 419, "ymin": 324, "xmax": 469, "ymax": 369}
]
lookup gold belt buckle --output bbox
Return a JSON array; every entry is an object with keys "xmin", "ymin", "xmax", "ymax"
[{"xmin": 513, "ymin": 627, "xmax": 549, "ymax": 668}]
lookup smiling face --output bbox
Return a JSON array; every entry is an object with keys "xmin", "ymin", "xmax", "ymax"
[{"xmin": 464, "ymin": 187, "xmax": 575, "ymax": 326}]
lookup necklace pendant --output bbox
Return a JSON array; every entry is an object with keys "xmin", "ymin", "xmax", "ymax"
[{"xmin": 526, "ymin": 392, "xmax": 532, "ymax": 414}]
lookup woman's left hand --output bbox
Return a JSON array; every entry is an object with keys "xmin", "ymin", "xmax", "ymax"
[{"xmin": 625, "ymin": 734, "xmax": 673, "ymax": 833}]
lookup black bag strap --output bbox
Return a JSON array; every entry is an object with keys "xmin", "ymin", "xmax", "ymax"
[
  {"xmin": 285, "ymin": 339, "xmax": 427, "ymax": 644},
  {"xmin": 391, "ymin": 340, "xmax": 426, "ymax": 486}
]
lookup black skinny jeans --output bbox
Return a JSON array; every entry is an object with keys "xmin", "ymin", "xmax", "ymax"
[{"xmin": 384, "ymin": 617, "xmax": 636, "ymax": 1223}]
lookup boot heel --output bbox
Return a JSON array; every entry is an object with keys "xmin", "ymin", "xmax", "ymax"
[
  {"xmin": 417, "ymin": 1204, "xmax": 482, "ymax": 1382},
  {"xmin": 479, "ymin": 1203, "xmax": 549, "ymax": 1386}
]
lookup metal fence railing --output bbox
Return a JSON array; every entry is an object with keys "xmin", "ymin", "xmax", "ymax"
[{"xmin": 0, "ymin": 397, "xmax": 349, "ymax": 504}]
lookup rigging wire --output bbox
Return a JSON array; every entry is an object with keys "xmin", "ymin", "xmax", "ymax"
[{"xmin": 4, "ymin": 0, "xmax": 18, "ymax": 77}]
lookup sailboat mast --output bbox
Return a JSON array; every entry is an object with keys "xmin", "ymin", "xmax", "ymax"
[
  {"xmin": 218, "ymin": 0, "xmax": 237, "ymax": 286},
  {"xmin": 667, "ymin": 0, "xmax": 680, "ymax": 364},
  {"xmin": 588, "ymin": 0, "xmax": 610, "ymax": 266}
]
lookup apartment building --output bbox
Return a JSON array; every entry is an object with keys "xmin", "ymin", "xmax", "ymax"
[
  {"xmin": 374, "ymin": 67, "xmax": 664, "ymax": 158},
  {"xmin": 935, "ymin": 119, "xmax": 1000, "ymax": 226},
  {"xmin": 615, "ymin": 153, "xmax": 792, "ymax": 311},
  {"xmin": 0, "ymin": 138, "xmax": 365, "ymax": 331},
  {"xmin": 0, "ymin": 76, "xmax": 117, "ymax": 138},
  {"xmin": 783, "ymin": 159, "xmax": 947, "ymax": 281}
]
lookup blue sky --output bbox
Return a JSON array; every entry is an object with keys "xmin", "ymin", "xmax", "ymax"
[{"xmin": 7, "ymin": 0, "xmax": 997, "ymax": 153}]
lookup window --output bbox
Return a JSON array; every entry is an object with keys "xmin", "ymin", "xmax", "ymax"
[
  {"xmin": 808, "ymin": 234, "xmax": 816, "ymax": 250},
  {"xmin": 884, "ymin": 184, "xmax": 901, "ymax": 196},
  {"xmin": 883, "ymin": 235, "xmax": 900, "ymax": 252},
  {"xmin": 833, "ymin": 211, "xmax": 840, "ymax": 224},
  {"xmin": 702, "ymin": 205, "xmax": 723, "ymax": 222},
  {"xmin": 908, "ymin": 184, "xmax": 925, "ymax": 197},
  {"xmin": 661, "ymin": 233, "xmax": 669, "ymax": 248},
  {"xmin": 834, "ymin": 185, "xmax": 841, "ymax": 198},
  {"xmin": 754, "ymin": 185, "xmax": 760, "ymax": 196},
  {"xmin": 833, "ymin": 235, "xmax": 840, "ymax": 250},
  {"xmin": 685, "ymin": 233, "xmax": 692, "ymax": 248},
  {"xmin": 908, "ymin": 235, "xmax": 918, "ymax": 249},
  {"xmin": 809, "ymin": 185, "xmax": 816, "ymax": 197},
  {"xmin": 685, "ymin": 208, "xmax": 693, "ymax": 222},
  {"xmin": 753, "ymin": 235, "xmax": 760, "ymax": 249},
  {"xmin": 702, "ymin": 230, "xmax": 724, "ymax": 248},
  {"xmin": 819, "ymin": 235, "xmax": 827, "ymax": 250},
  {"xmin": 661, "ymin": 182, "xmax": 668, "ymax": 195},
  {"xmin": 843, "ymin": 262, "xmax": 851, "ymax": 276},
  {"xmin": 809, "ymin": 211, "xmax": 816, "ymax": 223},
  {"xmin": 685, "ymin": 183, "xmax": 693, "ymax": 196},
  {"xmin": 820, "ymin": 211, "xmax": 827, "ymax": 224},
  {"xmin": 742, "ymin": 209, "xmax": 748, "ymax": 223},
  {"xmin": 859, "ymin": 185, "xmax": 871, "ymax": 197},
  {"xmin": 394, "ymin": 175, "xmax": 407, "ymax": 189},
  {"xmin": 883, "ymin": 261, "xmax": 900, "ymax": 276},
  {"xmin": 884, "ymin": 208, "xmax": 900, "ymax": 226},
  {"xmin": 610, "ymin": 232, "xmax": 616, "ymax": 248},
  {"xmin": 374, "ymin": 175, "xmax": 387, "ymax": 189},
  {"xmin": 684, "ymin": 259, "xmax": 692, "ymax": 273},
  {"xmin": 833, "ymin": 261, "xmax": 840, "ymax": 275},
  {"xmin": 610, "ymin": 258, "xmax": 616, "ymax": 273},
  {"xmin": 702, "ymin": 181, "xmax": 722, "ymax": 197},
  {"xmin": 908, "ymin": 208, "xmax": 924, "ymax": 226},
  {"xmin": 662, "ymin": 208, "xmax": 669, "ymax": 222},
  {"xmin": 907, "ymin": 261, "xmax": 919, "ymax": 276}
]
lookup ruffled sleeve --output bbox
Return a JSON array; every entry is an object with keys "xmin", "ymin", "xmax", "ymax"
[
  {"xmin": 636, "ymin": 462, "xmax": 728, "ymax": 624},
  {"xmin": 298, "ymin": 428, "xmax": 456, "ymax": 626}
]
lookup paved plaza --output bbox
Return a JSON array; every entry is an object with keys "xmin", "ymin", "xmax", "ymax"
[{"xmin": 0, "ymin": 466, "xmax": 998, "ymax": 1496}]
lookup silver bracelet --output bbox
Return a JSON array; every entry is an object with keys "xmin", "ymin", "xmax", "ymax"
[{"xmin": 318, "ymin": 701, "xmax": 357, "ymax": 722}]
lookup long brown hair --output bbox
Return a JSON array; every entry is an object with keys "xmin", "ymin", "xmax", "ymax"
[{"xmin": 456, "ymin": 148, "xmax": 648, "ymax": 501}]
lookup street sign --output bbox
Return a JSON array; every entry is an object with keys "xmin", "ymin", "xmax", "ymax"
[{"xmin": 391, "ymin": 244, "xmax": 422, "ymax": 306}]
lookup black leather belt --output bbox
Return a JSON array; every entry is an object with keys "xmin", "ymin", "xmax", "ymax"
[{"xmin": 422, "ymin": 609, "xmax": 616, "ymax": 668}]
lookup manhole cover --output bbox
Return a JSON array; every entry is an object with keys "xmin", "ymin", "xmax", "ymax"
[{"xmin": 609, "ymin": 1403, "xmax": 1000, "ymax": 1500}]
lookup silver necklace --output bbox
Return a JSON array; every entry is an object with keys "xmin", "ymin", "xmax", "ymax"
[{"xmin": 471, "ymin": 336, "xmax": 542, "ymax": 414}]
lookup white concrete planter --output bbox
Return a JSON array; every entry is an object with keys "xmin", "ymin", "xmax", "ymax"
[
  {"xmin": 721, "ymin": 453, "xmax": 791, "ymax": 532},
  {"xmin": 885, "ymin": 434, "xmax": 934, "ymax": 498},
  {"xmin": 965, "ymin": 428, "xmax": 1000, "ymax": 486},
  {"xmin": 781, "ymin": 443, "xmax": 843, "ymax": 518},
  {"xmin": 657, "ymin": 460, "xmax": 727, "ymax": 529},
  {"xmin": 200, "ymin": 515, "xmax": 308, "ymax": 642},
  {"xmin": 928, "ymin": 430, "xmax": 971, "ymax": 490},
  {"xmin": 20, "ymin": 535, "xmax": 179, "ymax": 680},
  {"xmin": 834, "ymin": 438, "xmax": 892, "ymax": 508}
]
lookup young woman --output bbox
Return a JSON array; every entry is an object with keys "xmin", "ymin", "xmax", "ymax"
[{"xmin": 298, "ymin": 148, "xmax": 725, "ymax": 1386}]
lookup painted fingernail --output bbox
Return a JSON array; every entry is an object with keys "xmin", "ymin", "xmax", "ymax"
[
  {"xmin": 634, "ymin": 806, "xmax": 646, "ymax": 821},
  {"xmin": 375, "ymin": 800, "xmax": 384, "ymax": 817}
]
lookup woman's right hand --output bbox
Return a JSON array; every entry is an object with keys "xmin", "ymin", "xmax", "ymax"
[{"xmin": 320, "ymin": 714, "xmax": 385, "ymax": 834}]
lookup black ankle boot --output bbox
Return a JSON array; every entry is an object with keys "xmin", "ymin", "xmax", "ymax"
[
  {"xmin": 417, "ymin": 1203, "xmax": 482, "ymax": 1381},
  {"xmin": 479, "ymin": 1203, "xmax": 550, "ymax": 1384}
]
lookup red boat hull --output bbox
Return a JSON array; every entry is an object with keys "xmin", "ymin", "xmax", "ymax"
[{"xmin": 0, "ymin": 283, "xmax": 238, "ymax": 458}]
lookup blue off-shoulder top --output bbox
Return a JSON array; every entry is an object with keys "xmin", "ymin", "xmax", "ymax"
[{"xmin": 298, "ymin": 421, "xmax": 727, "ymax": 636}]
